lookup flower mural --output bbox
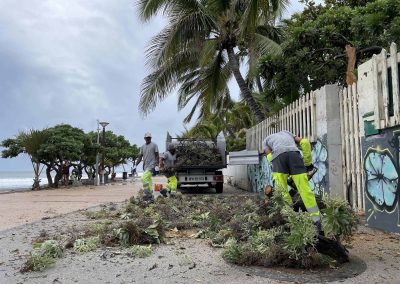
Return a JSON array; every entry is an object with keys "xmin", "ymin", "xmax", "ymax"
[
  {"xmin": 364, "ymin": 149, "xmax": 399, "ymax": 212},
  {"xmin": 247, "ymin": 156, "xmax": 274, "ymax": 192},
  {"xmin": 310, "ymin": 139, "xmax": 328, "ymax": 194},
  {"xmin": 261, "ymin": 156, "xmax": 274, "ymax": 188}
]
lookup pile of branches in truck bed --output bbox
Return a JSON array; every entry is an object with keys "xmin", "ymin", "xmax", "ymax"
[{"xmin": 175, "ymin": 140, "xmax": 222, "ymax": 167}]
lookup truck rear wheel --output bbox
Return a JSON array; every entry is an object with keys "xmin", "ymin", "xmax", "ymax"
[{"xmin": 215, "ymin": 183, "xmax": 223, "ymax": 194}]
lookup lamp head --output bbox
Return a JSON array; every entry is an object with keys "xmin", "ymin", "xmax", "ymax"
[{"xmin": 99, "ymin": 122, "xmax": 109, "ymax": 128}]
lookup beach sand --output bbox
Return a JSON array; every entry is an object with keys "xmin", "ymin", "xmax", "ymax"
[{"xmin": 0, "ymin": 177, "xmax": 163, "ymax": 231}]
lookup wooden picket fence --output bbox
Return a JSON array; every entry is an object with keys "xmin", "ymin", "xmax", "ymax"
[
  {"xmin": 373, "ymin": 42, "xmax": 400, "ymax": 128},
  {"xmin": 246, "ymin": 91, "xmax": 317, "ymax": 152},
  {"xmin": 340, "ymin": 84, "xmax": 364, "ymax": 210}
]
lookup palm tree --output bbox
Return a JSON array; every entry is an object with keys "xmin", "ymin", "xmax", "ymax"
[
  {"xmin": 1, "ymin": 129, "xmax": 49, "ymax": 190},
  {"xmin": 137, "ymin": 0, "xmax": 287, "ymax": 123},
  {"xmin": 18, "ymin": 130, "xmax": 50, "ymax": 189}
]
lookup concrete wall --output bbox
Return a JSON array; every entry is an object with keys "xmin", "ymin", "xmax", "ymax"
[
  {"xmin": 357, "ymin": 59, "xmax": 400, "ymax": 233},
  {"xmin": 223, "ymin": 163, "xmax": 249, "ymax": 190}
]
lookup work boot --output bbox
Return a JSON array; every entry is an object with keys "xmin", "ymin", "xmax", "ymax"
[
  {"xmin": 160, "ymin": 188, "xmax": 168, "ymax": 197},
  {"xmin": 315, "ymin": 221, "xmax": 324, "ymax": 236}
]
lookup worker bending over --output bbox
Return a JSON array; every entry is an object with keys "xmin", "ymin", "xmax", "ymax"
[
  {"xmin": 159, "ymin": 144, "xmax": 178, "ymax": 197},
  {"xmin": 262, "ymin": 131, "xmax": 321, "ymax": 224}
]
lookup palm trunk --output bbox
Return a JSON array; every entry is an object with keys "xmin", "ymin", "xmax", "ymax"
[
  {"xmin": 226, "ymin": 46, "xmax": 265, "ymax": 123},
  {"xmin": 30, "ymin": 158, "xmax": 41, "ymax": 190}
]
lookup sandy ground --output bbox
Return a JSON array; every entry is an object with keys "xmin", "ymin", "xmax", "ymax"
[
  {"xmin": 0, "ymin": 180, "xmax": 399, "ymax": 284},
  {"xmin": 0, "ymin": 177, "xmax": 172, "ymax": 231}
]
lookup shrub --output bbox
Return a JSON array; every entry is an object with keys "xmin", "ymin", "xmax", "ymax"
[
  {"xmin": 221, "ymin": 238, "xmax": 243, "ymax": 263},
  {"xmin": 282, "ymin": 207, "xmax": 317, "ymax": 260},
  {"xmin": 321, "ymin": 195, "xmax": 357, "ymax": 240}
]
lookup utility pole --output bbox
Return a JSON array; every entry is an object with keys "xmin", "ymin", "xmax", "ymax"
[
  {"xmin": 99, "ymin": 121, "xmax": 109, "ymax": 185},
  {"xmin": 95, "ymin": 120, "xmax": 100, "ymax": 186}
]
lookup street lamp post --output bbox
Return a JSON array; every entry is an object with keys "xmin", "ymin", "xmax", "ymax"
[
  {"xmin": 95, "ymin": 120, "xmax": 101, "ymax": 186},
  {"xmin": 99, "ymin": 121, "xmax": 109, "ymax": 185}
]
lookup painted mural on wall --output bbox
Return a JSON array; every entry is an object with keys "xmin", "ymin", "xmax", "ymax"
[
  {"xmin": 248, "ymin": 136, "xmax": 329, "ymax": 195},
  {"xmin": 247, "ymin": 155, "xmax": 274, "ymax": 193},
  {"xmin": 362, "ymin": 129, "xmax": 400, "ymax": 233},
  {"xmin": 310, "ymin": 139, "xmax": 328, "ymax": 195}
]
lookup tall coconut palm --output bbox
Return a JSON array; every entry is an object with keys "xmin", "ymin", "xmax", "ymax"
[{"xmin": 137, "ymin": 0, "xmax": 287, "ymax": 123}]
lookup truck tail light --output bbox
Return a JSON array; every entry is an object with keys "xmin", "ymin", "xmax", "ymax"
[{"xmin": 213, "ymin": 175, "xmax": 223, "ymax": 181}]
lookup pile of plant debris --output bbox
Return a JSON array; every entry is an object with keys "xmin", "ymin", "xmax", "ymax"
[
  {"xmin": 175, "ymin": 140, "xmax": 223, "ymax": 167},
  {"xmin": 21, "ymin": 190, "xmax": 357, "ymax": 272}
]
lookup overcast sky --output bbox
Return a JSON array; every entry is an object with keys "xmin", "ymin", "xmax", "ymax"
[{"xmin": 0, "ymin": 0, "xmax": 307, "ymax": 171}]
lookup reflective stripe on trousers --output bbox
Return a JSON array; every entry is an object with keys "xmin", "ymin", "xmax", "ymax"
[
  {"xmin": 272, "ymin": 172, "xmax": 321, "ymax": 221},
  {"xmin": 141, "ymin": 170, "xmax": 153, "ymax": 192},
  {"xmin": 166, "ymin": 176, "xmax": 177, "ymax": 193}
]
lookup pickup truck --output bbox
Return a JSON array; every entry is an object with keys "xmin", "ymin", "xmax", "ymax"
[{"xmin": 165, "ymin": 132, "xmax": 227, "ymax": 193}]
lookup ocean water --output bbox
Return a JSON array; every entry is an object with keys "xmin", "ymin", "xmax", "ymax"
[
  {"xmin": 0, "ymin": 171, "xmax": 47, "ymax": 192},
  {"xmin": 0, "ymin": 170, "xmax": 142, "ymax": 193}
]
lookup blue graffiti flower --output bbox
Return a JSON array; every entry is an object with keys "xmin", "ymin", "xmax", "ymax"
[
  {"xmin": 364, "ymin": 150, "xmax": 398, "ymax": 211},
  {"xmin": 261, "ymin": 156, "xmax": 274, "ymax": 187},
  {"xmin": 311, "ymin": 140, "xmax": 327, "ymax": 185}
]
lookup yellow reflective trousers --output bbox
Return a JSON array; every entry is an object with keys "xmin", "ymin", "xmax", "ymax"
[
  {"xmin": 272, "ymin": 172, "xmax": 321, "ymax": 222},
  {"xmin": 141, "ymin": 170, "xmax": 153, "ymax": 194},
  {"xmin": 166, "ymin": 176, "xmax": 177, "ymax": 194}
]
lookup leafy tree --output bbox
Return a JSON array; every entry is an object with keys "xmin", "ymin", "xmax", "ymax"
[
  {"xmin": 258, "ymin": 0, "xmax": 400, "ymax": 104},
  {"xmin": 39, "ymin": 124, "xmax": 89, "ymax": 187},
  {"xmin": 137, "ymin": 0, "xmax": 287, "ymax": 123},
  {"xmin": 101, "ymin": 131, "xmax": 139, "ymax": 174}
]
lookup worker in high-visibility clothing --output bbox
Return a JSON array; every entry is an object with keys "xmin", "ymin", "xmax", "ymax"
[
  {"xmin": 136, "ymin": 132, "xmax": 159, "ymax": 202},
  {"xmin": 262, "ymin": 131, "xmax": 321, "ymax": 225},
  {"xmin": 159, "ymin": 144, "xmax": 178, "ymax": 197}
]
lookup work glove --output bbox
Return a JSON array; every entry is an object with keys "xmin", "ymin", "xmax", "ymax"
[{"xmin": 306, "ymin": 164, "xmax": 315, "ymax": 172}]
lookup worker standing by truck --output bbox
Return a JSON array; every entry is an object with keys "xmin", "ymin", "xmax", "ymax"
[
  {"xmin": 136, "ymin": 132, "xmax": 159, "ymax": 202},
  {"xmin": 262, "ymin": 131, "xmax": 322, "ymax": 227},
  {"xmin": 159, "ymin": 144, "xmax": 178, "ymax": 197}
]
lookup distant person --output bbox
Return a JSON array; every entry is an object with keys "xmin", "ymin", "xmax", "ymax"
[
  {"xmin": 77, "ymin": 164, "xmax": 83, "ymax": 181},
  {"xmin": 131, "ymin": 164, "xmax": 138, "ymax": 177},
  {"xmin": 71, "ymin": 171, "xmax": 77, "ymax": 182},
  {"xmin": 136, "ymin": 132, "xmax": 159, "ymax": 202},
  {"xmin": 62, "ymin": 162, "xmax": 70, "ymax": 186}
]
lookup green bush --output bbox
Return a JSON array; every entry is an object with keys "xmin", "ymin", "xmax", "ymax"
[
  {"xmin": 321, "ymin": 195, "xmax": 357, "ymax": 240},
  {"xmin": 282, "ymin": 207, "xmax": 317, "ymax": 260},
  {"xmin": 221, "ymin": 238, "xmax": 243, "ymax": 263}
]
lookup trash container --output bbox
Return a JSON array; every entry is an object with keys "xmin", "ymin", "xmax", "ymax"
[{"xmin": 122, "ymin": 172, "xmax": 128, "ymax": 180}]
